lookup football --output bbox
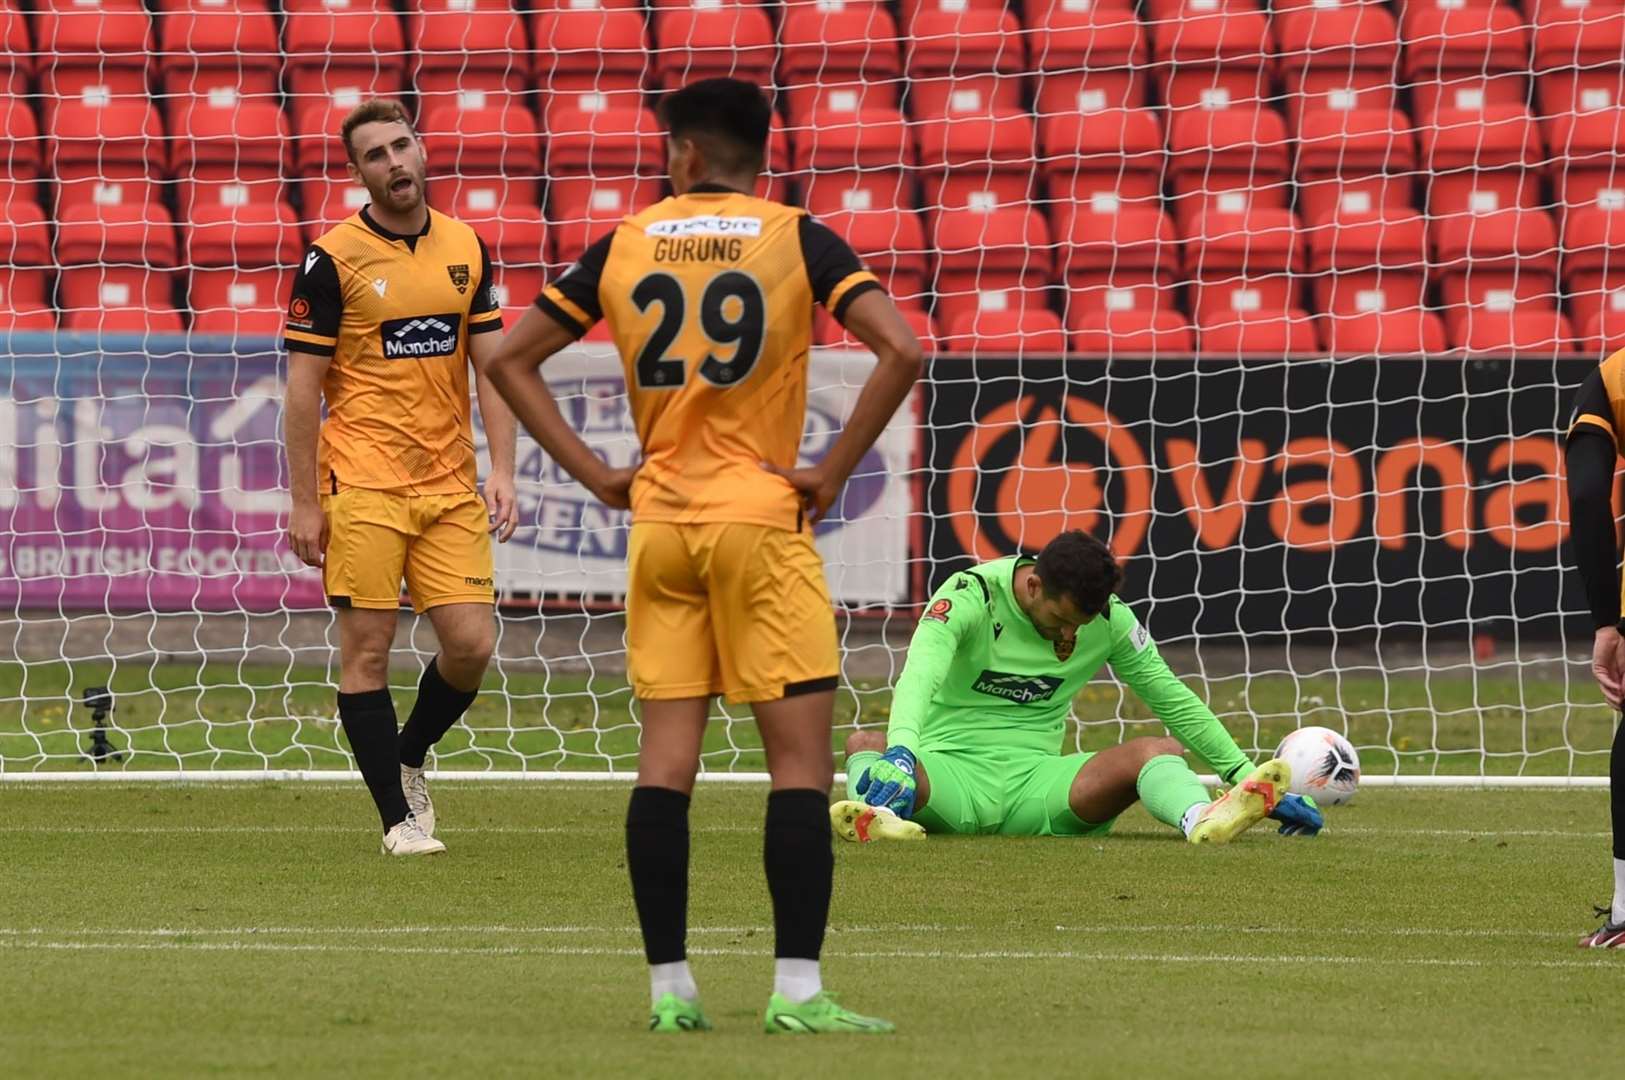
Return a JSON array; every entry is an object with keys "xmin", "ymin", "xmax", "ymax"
[{"xmin": 1275, "ymin": 726, "xmax": 1361, "ymax": 806}]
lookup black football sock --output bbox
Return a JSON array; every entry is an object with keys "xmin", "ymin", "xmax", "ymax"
[
  {"xmin": 337, "ymin": 688, "xmax": 410, "ymax": 830},
  {"xmin": 626, "ymin": 786, "xmax": 691, "ymax": 965},
  {"xmin": 398, "ymin": 657, "xmax": 480, "ymax": 769},
  {"xmin": 764, "ymin": 788, "xmax": 833, "ymax": 961}
]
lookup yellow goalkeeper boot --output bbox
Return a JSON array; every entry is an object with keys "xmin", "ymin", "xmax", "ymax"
[
  {"xmin": 1188, "ymin": 759, "xmax": 1292, "ymax": 846},
  {"xmin": 829, "ymin": 800, "xmax": 926, "ymax": 843}
]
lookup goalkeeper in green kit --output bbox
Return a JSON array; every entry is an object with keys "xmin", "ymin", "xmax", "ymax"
[{"xmin": 833, "ymin": 531, "xmax": 1323, "ymax": 844}]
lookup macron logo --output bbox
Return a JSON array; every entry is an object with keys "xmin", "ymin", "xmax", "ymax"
[
  {"xmin": 305, "ymin": 251, "xmax": 319, "ymax": 273},
  {"xmin": 371, "ymin": 278, "xmax": 388, "ymax": 298},
  {"xmin": 645, "ymin": 215, "xmax": 763, "ymax": 238}
]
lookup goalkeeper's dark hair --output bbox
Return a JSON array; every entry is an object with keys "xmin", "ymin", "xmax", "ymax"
[
  {"xmin": 657, "ymin": 78, "xmax": 772, "ymax": 175},
  {"xmin": 1034, "ymin": 531, "xmax": 1122, "ymax": 617}
]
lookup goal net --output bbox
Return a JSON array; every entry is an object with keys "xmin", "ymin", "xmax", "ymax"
[{"xmin": 0, "ymin": 0, "xmax": 1620, "ymax": 783}]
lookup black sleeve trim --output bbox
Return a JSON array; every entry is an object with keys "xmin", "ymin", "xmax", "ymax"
[
  {"xmin": 468, "ymin": 317, "xmax": 504, "ymax": 334},
  {"xmin": 547, "ymin": 229, "xmax": 614, "ymax": 324},
  {"xmin": 285, "ymin": 243, "xmax": 343, "ymax": 338},
  {"xmin": 1565, "ymin": 427, "xmax": 1621, "ymax": 630},
  {"xmin": 469, "ymin": 235, "xmax": 501, "ymax": 317},
  {"xmin": 535, "ymin": 293, "xmax": 587, "ymax": 338},
  {"xmin": 831, "ymin": 279, "xmax": 883, "ymax": 325},
  {"xmin": 283, "ymin": 340, "xmax": 336, "ymax": 358},
  {"xmin": 798, "ymin": 215, "xmax": 869, "ymax": 307}
]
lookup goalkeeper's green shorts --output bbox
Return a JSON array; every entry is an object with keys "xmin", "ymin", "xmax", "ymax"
[{"xmin": 911, "ymin": 746, "xmax": 1115, "ymax": 837}]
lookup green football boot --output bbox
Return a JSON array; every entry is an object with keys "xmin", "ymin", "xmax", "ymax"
[
  {"xmin": 648, "ymin": 993, "xmax": 712, "ymax": 1033},
  {"xmin": 763, "ymin": 991, "xmax": 895, "ymax": 1034},
  {"xmin": 1189, "ymin": 758, "xmax": 1292, "ymax": 845}
]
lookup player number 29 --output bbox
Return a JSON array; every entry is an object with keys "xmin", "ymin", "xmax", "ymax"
[{"xmin": 630, "ymin": 271, "xmax": 766, "ymax": 390}]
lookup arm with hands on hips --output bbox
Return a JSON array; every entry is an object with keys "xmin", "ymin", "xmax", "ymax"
[
  {"xmin": 468, "ymin": 328, "xmax": 520, "ymax": 542},
  {"xmin": 761, "ymin": 288, "xmax": 922, "ymax": 523},
  {"xmin": 485, "ymin": 305, "xmax": 638, "ymax": 510},
  {"xmin": 283, "ymin": 349, "xmax": 331, "ymax": 569}
]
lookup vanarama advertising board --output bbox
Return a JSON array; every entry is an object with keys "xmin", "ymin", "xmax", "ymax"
[{"xmin": 923, "ymin": 356, "xmax": 1592, "ymax": 640}]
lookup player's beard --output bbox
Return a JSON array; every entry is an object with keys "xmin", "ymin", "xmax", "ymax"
[{"xmin": 372, "ymin": 167, "xmax": 426, "ymax": 215}]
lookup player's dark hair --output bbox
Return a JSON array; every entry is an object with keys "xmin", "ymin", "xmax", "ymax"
[
  {"xmin": 656, "ymin": 78, "xmax": 771, "ymax": 176},
  {"xmin": 1034, "ymin": 531, "xmax": 1122, "ymax": 617},
  {"xmin": 340, "ymin": 98, "xmax": 416, "ymax": 163}
]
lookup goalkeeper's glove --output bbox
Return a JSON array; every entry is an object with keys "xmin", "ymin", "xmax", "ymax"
[
  {"xmin": 855, "ymin": 745, "xmax": 919, "ymax": 819},
  {"xmin": 1269, "ymin": 793, "xmax": 1322, "ymax": 836}
]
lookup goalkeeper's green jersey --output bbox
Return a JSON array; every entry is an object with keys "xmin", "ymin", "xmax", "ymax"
[{"xmin": 884, "ymin": 556, "xmax": 1255, "ymax": 785}]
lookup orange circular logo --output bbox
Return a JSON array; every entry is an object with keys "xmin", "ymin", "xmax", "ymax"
[
  {"xmin": 288, "ymin": 296, "xmax": 311, "ymax": 320},
  {"xmin": 945, "ymin": 392, "xmax": 1151, "ymax": 562}
]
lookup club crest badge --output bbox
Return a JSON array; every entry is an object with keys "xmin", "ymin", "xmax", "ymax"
[
  {"xmin": 447, "ymin": 263, "xmax": 471, "ymax": 294},
  {"xmin": 1053, "ymin": 637, "xmax": 1075, "ymax": 661}
]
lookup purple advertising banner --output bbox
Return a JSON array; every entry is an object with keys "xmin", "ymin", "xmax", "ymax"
[{"xmin": 0, "ymin": 336, "xmax": 322, "ymax": 612}]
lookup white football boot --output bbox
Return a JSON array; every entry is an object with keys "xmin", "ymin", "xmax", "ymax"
[
  {"xmin": 381, "ymin": 814, "xmax": 445, "ymax": 856},
  {"xmin": 401, "ymin": 763, "xmax": 435, "ymax": 837}
]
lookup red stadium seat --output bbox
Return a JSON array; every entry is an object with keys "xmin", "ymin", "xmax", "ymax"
[
  {"xmin": 55, "ymin": 203, "xmax": 183, "ymax": 333},
  {"xmin": 0, "ymin": 202, "xmax": 53, "ymax": 331},
  {"xmin": 1401, "ymin": 5, "xmax": 1530, "ymax": 123},
  {"xmin": 914, "ymin": 110, "xmax": 1037, "ymax": 212},
  {"xmin": 904, "ymin": 9, "xmax": 1025, "ymax": 118},
  {"xmin": 410, "ymin": 1, "xmax": 529, "ymax": 114},
  {"xmin": 1029, "ymin": 4, "xmax": 1150, "ymax": 116},
  {"xmin": 1433, "ymin": 208, "xmax": 1561, "ymax": 312},
  {"xmin": 943, "ymin": 309, "xmax": 1068, "ymax": 356},
  {"xmin": 1322, "ymin": 310, "xmax": 1449, "ymax": 355},
  {"xmin": 283, "ymin": 4, "xmax": 407, "ymax": 107},
  {"xmin": 544, "ymin": 106, "xmax": 664, "ymax": 220},
  {"xmin": 932, "ymin": 206, "xmax": 1053, "ymax": 330},
  {"xmin": 1546, "ymin": 110, "xmax": 1625, "ymax": 215},
  {"xmin": 291, "ymin": 102, "xmax": 351, "ymax": 179},
  {"xmin": 1058, "ymin": 207, "xmax": 1180, "ymax": 324},
  {"xmin": 422, "ymin": 106, "xmax": 542, "ymax": 182},
  {"xmin": 778, "ymin": 5, "xmax": 903, "ymax": 124},
  {"xmin": 1038, "ymin": 108, "xmax": 1164, "ymax": 235},
  {"xmin": 1584, "ymin": 306, "xmax": 1625, "ymax": 355},
  {"xmin": 0, "ymin": 4, "xmax": 30, "ymax": 98},
  {"xmin": 899, "ymin": 0, "xmax": 1010, "ymax": 24},
  {"xmin": 155, "ymin": 8, "xmax": 280, "ymax": 101},
  {"xmin": 187, "ymin": 202, "xmax": 300, "ymax": 268},
  {"xmin": 818, "ymin": 208, "xmax": 931, "ymax": 309},
  {"xmin": 169, "ymin": 100, "xmax": 290, "ymax": 215},
  {"xmin": 548, "ymin": 202, "xmax": 624, "ymax": 267},
  {"xmin": 0, "ymin": 96, "xmax": 43, "ymax": 192},
  {"xmin": 186, "ymin": 203, "xmax": 300, "ymax": 336},
  {"xmin": 652, "ymin": 7, "xmax": 776, "ymax": 91},
  {"xmin": 1148, "ymin": 5, "xmax": 1273, "ymax": 114},
  {"xmin": 795, "ymin": 107, "xmax": 915, "ymax": 216},
  {"xmin": 1561, "ymin": 204, "xmax": 1625, "ymax": 331},
  {"xmin": 1420, "ymin": 107, "xmax": 1544, "ymax": 224},
  {"xmin": 459, "ymin": 204, "xmax": 546, "ymax": 321},
  {"xmin": 1274, "ymin": 5, "xmax": 1402, "ymax": 133},
  {"xmin": 1451, "ymin": 308, "xmax": 1577, "ymax": 356},
  {"xmin": 1070, "ymin": 308, "xmax": 1195, "ymax": 356},
  {"xmin": 1196, "ymin": 309, "xmax": 1318, "ymax": 358},
  {"xmin": 1181, "ymin": 209, "xmax": 1307, "ymax": 323},
  {"xmin": 1307, "ymin": 211, "xmax": 1429, "ymax": 317},
  {"xmin": 35, "ymin": 1, "xmax": 153, "ymax": 105},
  {"xmin": 815, "ymin": 306, "xmax": 938, "ymax": 352},
  {"xmin": 50, "ymin": 101, "xmax": 166, "ymax": 215},
  {"xmin": 1294, "ymin": 109, "xmax": 1418, "ymax": 227},
  {"xmin": 1166, "ymin": 107, "xmax": 1290, "ymax": 225},
  {"xmin": 1533, "ymin": 7, "xmax": 1625, "ymax": 118},
  {"xmin": 532, "ymin": 10, "xmax": 649, "ymax": 109}
]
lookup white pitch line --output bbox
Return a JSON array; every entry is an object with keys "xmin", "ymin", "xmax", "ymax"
[
  {"xmin": 1337, "ymin": 826, "xmax": 1612, "ymax": 839},
  {"xmin": 0, "ymin": 922, "xmax": 1570, "ymax": 941},
  {"xmin": 1, "ymin": 937, "xmax": 1618, "ymax": 972}
]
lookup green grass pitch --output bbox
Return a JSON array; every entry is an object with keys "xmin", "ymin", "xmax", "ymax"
[{"xmin": 3, "ymin": 782, "xmax": 1624, "ymax": 1078}]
